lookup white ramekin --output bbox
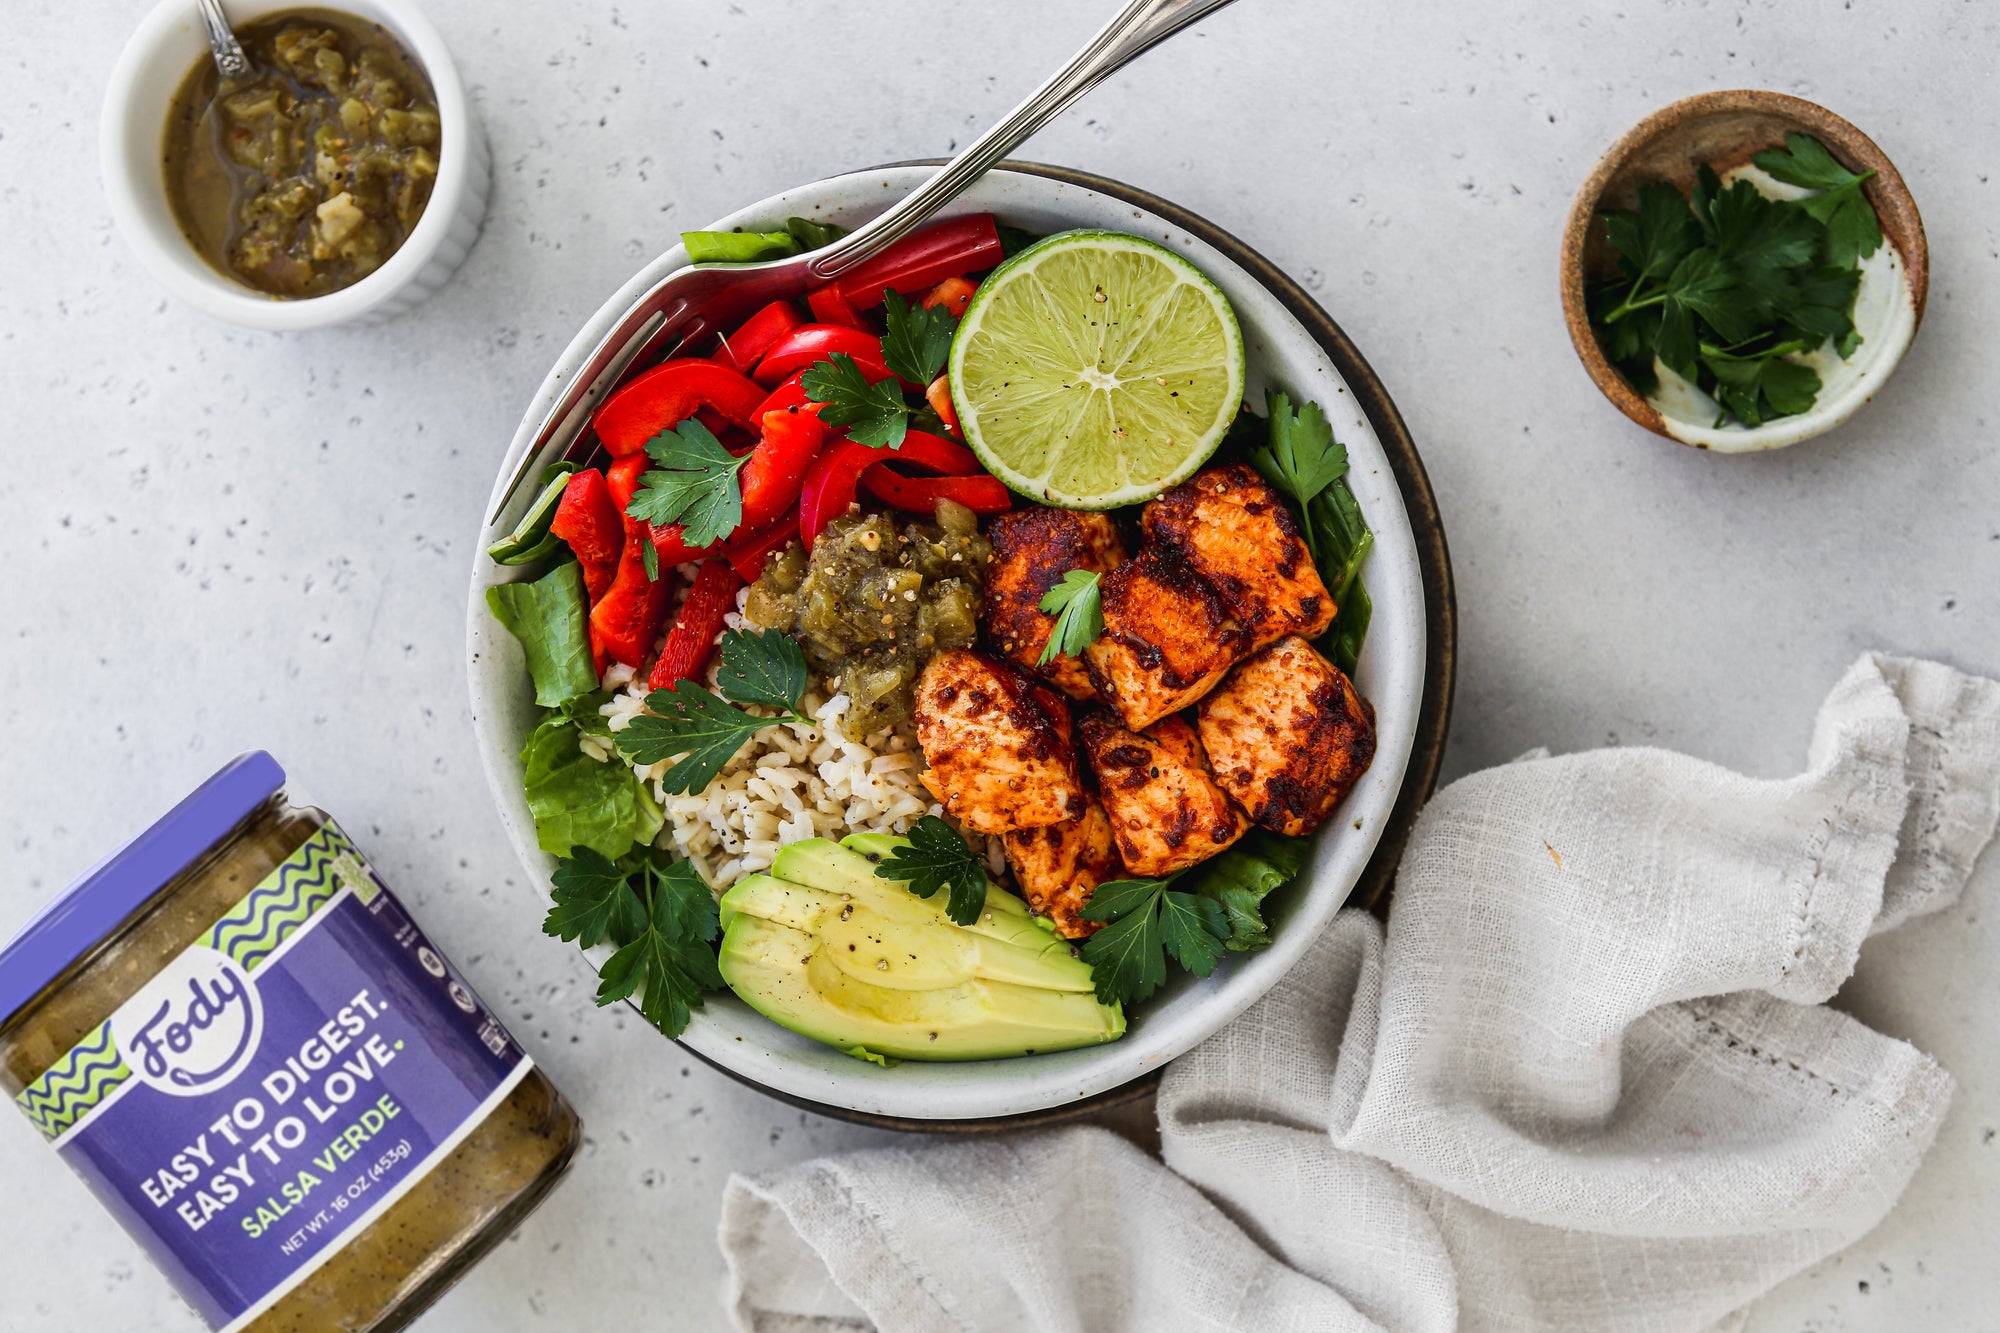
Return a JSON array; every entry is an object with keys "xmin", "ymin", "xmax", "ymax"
[{"xmin": 101, "ymin": 0, "xmax": 489, "ymax": 329}]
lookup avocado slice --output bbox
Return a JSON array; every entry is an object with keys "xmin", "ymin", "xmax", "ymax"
[{"xmin": 718, "ymin": 837, "xmax": 1125, "ymax": 1061}]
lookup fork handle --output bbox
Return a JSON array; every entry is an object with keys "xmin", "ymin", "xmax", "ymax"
[{"xmin": 806, "ymin": 0, "xmax": 1243, "ymax": 283}]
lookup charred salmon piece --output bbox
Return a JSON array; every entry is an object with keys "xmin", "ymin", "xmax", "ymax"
[
  {"xmin": 1197, "ymin": 635, "xmax": 1375, "ymax": 837},
  {"xmin": 1002, "ymin": 792, "xmax": 1122, "ymax": 939},
  {"xmin": 1143, "ymin": 462, "xmax": 1335, "ymax": 650},
  {"xmin": 914, "ymin": 648, "xmax": 1086, "ymax": 836},
  {"xmin": 1080, "ymin": 713, "xmax": 1248, "ymax": 877},
  {"xmin": 984, "ymin": 507, "xmax": 1128, "ymax": 699},
  {"xmin": 1083, "ymin": 546, "xmax": 1247, "ymax": 732}
]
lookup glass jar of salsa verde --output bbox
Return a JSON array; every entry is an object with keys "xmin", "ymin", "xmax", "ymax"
[{"xmin": 0, "ymin": 753, "xmax": 579, "ymax": 1332}]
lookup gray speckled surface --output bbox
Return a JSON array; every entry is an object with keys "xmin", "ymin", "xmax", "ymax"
[{"xmin": 2, "ymin": 1, "xmax": 1995, "ymax": 1329}]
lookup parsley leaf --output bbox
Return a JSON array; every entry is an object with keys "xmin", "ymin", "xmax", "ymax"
[
  {"xmin": 1603, "ymin": 181, "xmax": 1702, "ymax": 285},
  {"xmin": 543, "ymin": 850, "xmax": 723, "ymax": 1038},
  {"xmin": 1158, "ymin": 890, "xmax": 1230, "ymax": 975},
  {"xmin": 1246, "ymin": 391, "xmax": 1347, "ymax": 505},
  {"xmin": 873, "ymin": 815, "xmax": 988, "ymax": 925},
  {"xmin": 1752, "ymin": 133, "xmax": 1883, "ymax": 268},
  {"xmin": 1703, "ymin": 349, "xmax": 1822, "ymax": 427},
  {"xmin": 542, "ymin": 846, "xmax": 648, "ymax": 949},
  {"xmin": 802, "ymin": 353, "xmax": 910, "ymax": 449},
  {"xmin": 627, "ymin": 418, "xmax": 747, "ymax": 548},
  {"xmin": 615, "ymin": 681, "xmax": 800, "ymax": 795},
  {"xmin": 1707, "ymin": 177, "xmax": 1821, "ymax": 276},
  {"xmin": 714, "ymin": 627, "xmax": 808, "ymax": 710},
  {"xmin": 1660, "ymin": 248, "xmax": 1739, "ymax": 368},
  {"xmin": 1787, "ymin": 265, "xmax": 1862, "ymax": 340},
  {"xmin": 1078, "ymin": 875, "xmax": 1231, "ymax": 1006},
  {"xmin": 1037, "ymin": 570, "xmax": 1104, "ymax": 665},
  {"xmin": 1077, "ymin": 888, "xmax": 1165, "ymax": 1006},
  {"xmin": 879, "ymin": 289, "xmax": 957, "ymax": 385},
  {"xmin": 595, "ymin": 857, "xmax": 724, "ymax": 1037}
]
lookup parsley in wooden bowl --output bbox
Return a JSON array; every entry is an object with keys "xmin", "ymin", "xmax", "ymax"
[{"xmin": 1560, "ymin": 90, "xmax": 1927, "ymax": 452}]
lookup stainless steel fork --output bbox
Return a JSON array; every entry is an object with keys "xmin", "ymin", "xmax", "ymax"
[{"xmin": 486, "ymin": 0, "xmax": 1243, "ymax": 527}]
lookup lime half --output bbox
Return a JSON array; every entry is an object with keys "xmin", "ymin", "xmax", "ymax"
[{"xmin": 949, "ymin": 229, "xmax": 1245, "ymax": 509}]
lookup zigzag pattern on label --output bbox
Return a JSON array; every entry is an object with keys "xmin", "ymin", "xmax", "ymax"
[
  {"xmin": 206, "ymin": 824, "xmax": 355, "ymax": 972},
  {"xmin": 17, "ymin": 1021, "xmax": 128, "ymax": 1142},
  {"xmin": 13, "ymin": 824, "xmax": 365, "ymax": 1142}
]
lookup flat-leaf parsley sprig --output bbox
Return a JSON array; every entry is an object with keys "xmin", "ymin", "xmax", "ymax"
[
  {"xmin": 1078, "ymin": 874, "xmax": 1231, "ymax": 1007},
  {"xmin": 800, "ymin": 355, "xmax": 911, "ymax": 448},
  {"xmin": 1587, "ymin": 132, "xmax": 1882, "ymax": 427},
  {"xmin": 626, "ymin": 417, "xmax": 749, "ymax": 549},
  {"xmin": 873, "ymin": 814, "xmax": 988, "ymax": 925},
  {"xmin": 1037, "ymin": 570, "xmax": 1104, "ymax": 665},
  {"xmin": 877, "ymin": 289, "xmax": 956, "ymax": 384},
  {"xmin": 1751, "ymin": 133, "xmax": 1883, "ymax": 269},
  {"xmin": 614, "ymin": 628, "xmax": 810, "ymax": 795},
  {"xmin": 542, "ymin": 846, "xmax": 723, "ymax": 1037},
  {"xmin": 801, "ymin": 289, "xmax": 961, "ymax": 450}
]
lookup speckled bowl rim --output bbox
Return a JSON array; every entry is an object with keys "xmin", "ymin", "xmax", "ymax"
[
  {"xmin": 467, "ymin": 162, "xmax": 1456, "ymax": 1126},
  {"xmin": 1559, "ymin": 90, "xmax": 1928, "ymax": 453}
]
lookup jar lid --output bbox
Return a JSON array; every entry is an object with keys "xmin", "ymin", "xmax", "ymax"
[{"xmin": 0, "ymin": 751, "xmax": 286, "ymax": 1025}]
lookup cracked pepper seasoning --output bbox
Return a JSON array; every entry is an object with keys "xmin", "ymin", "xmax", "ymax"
[{"xmin": 0, "ymin": 753, "xmax": 579, "ymax": 1331}]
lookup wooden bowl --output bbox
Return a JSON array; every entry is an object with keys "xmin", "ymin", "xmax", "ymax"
[{"xmin": 1560, "ymin": 90, "xmax": 1927, "ymax": 452}]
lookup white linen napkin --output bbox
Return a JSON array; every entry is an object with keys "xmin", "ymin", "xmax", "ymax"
[{"xmin": 718, "ymin": 653, "xmax": 2000, "ymax": 1333}]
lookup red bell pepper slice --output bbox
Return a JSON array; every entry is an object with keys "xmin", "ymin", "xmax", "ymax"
[
  {"xmin": 806, "ymin": 283, "xmax": 869, "ymax": 331},
  {"xmin": 549, "ymin": 468, "xmax": 623, "ymax": 601},
  {"xmin": 712, "ymin": 299, "xmax": 803, "ymax": 375},
  {"xmin": 606, "ymin": 452, "xmax": 649, "ymax": 509},
  {"xmin": 648, "ymin": 559, "xmax": 744, "ymax": 689},
  {"xmin": 755, "ymin": 325, "xmax": 894, "ymax": 387},
  {"xmin": 590, "ymin": 521, "xmax": 675, "ymax": 669},
  {"xmin": 724, "ymin": 504, "xmax": 801, "ymax": 583},
  {"xmin": 798, "ymin": 439, "xmax": 883, "ymax": 551},
  {"xmin": 835, "ymin": 215, "xmax": 1004, "ymax": 310},
  {"xmin": 648, "ymin": 523, "xmax": 719, "ymax": 569},
  {"xmin": 922, "ymin": 276, "xmax": 978, "ymax": 318},
  {"xmin": 738, "ymin": 409, "xmax": 826, "ymax": 535},
  {"xmin": 924, "ymin": 375, "xmax": 961, "ymax": 435},
  {"xmin": 593, "ymin": 359, "xmax": 767, "ymax": 457},
  {"xmin": 862, "ymin": 466, "xmax": 1012, "ymax": 515},
  {"xmin": 889, "ymin": 429, "xmax": 979, "ymax": 476},
  {"xmin": 751, "ymin": 369, "xmax": 817, "ymax": 419}
]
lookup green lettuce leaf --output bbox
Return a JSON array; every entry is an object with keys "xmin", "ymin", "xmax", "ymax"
[
  {"xmin": 520, "ymin": 712, "xmax": 662, "ymax": 861},
  {"xmin": 486, "ymin": 561, "xmax": 598, "ymax": 707},
  {"xmin": 1176, "ymin": 829, "xmax": 1310, "ymax": 952},
  {"xmin": 681, "ymin": 229, "xmax": 801, "ymax": 264}
]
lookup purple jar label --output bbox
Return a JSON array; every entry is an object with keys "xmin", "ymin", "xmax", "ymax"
[{"xmin": 14, "ymin": 823, "xmax": 529, "ymax": 1331}]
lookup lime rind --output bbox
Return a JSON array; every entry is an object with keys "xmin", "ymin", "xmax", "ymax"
[{"xmin": 949, "ymin": 229, "xmax": 1245, "ymax": 510}]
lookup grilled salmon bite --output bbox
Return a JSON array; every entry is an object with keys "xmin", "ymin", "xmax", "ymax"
[
  {"xmin": 1002, "ymin": 793, "xmax": 1122, "ymax": 938},
  {"xmin": 1143, "ymin": 462, "xmax": 1335, "ymax": 650},
  {"xmin": 914, "ymin": 648, "xmax": 1086, "ymax": 835},
  {"xmin": 1080, "ymin": 713, "xmax": 1248, "ymax": 877},
  {"xmin": 984, "ymin": 507, "xmax": 1127, "ymax": 699},
  {"xmin": 1197, "ymin": 635, "xmax": 1375, "ymax": 836},
  {"xmin": 1083, "ymin": 546, "xmax": 1247, "ymax": 732}
]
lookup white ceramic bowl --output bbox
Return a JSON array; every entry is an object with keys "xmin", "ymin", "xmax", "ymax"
[
  {"xmin": 467, "ymin": 166, "xmax": 1428, "ymax": 1120},
  {"xmin": 101, "ymin": 0, "xmax": 489, "ymax": 329}
]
